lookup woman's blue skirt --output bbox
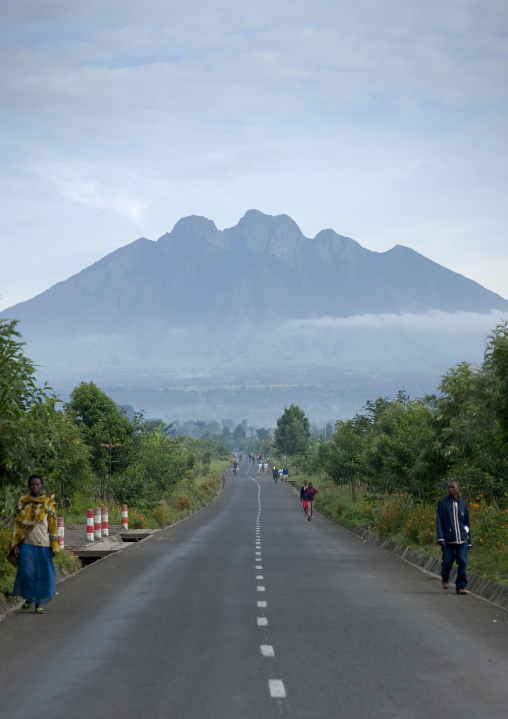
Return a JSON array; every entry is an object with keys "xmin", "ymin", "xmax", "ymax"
[{"xmin": 13, "ymin": 544, "xmax": 57, "ymax": 605}]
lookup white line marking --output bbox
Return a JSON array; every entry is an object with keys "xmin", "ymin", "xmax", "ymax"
[
  {"xmin": 256, "ymin": 565, "xmax": 262, "ymax": 569},
  {"xmin": 269, "ymin": 680, "xmax": 286, "ymax": 698},
  {"xmin": 256, "ymin": 551, "xmax": 261, "ymax": 555},
  {"xmin": 257, "ymin": 586, "xmax": 265, "ymax": 592},
  {"xmin": 261, "ymin": 645, "xmax": 275, "ymax": 657},
  {"xmin": 257, "ymin": 601, "xmax": 267, "ymax": 607},
  {"xmin": 256, "ymin": 575, "xmax": 263, "ymax": 579},
  {"xmin": 257, "ymin": 617, "xmax": 268, "ymax": 626}
]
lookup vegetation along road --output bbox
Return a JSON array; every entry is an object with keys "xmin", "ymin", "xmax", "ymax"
[{"xmin": 2, "ymin": 461, "xmax": 508, "ymax": 719}]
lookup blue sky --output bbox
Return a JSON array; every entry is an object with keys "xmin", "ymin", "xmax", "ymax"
[{"xmin": 1, "ymin": 0, "xmax": 507, "ymax": 310}]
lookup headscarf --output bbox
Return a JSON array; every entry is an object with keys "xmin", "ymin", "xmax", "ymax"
[{"xmin": 8, "ymin": 493, "xmax": 59, "ymax": 566}]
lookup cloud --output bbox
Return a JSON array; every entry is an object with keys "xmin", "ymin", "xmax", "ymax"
[
  {"xmin": 284, "ymin": 309, "xmax": 508, "ymax": 336},
  {"xmin": 33, "ymin": 163, "xmax": 146, "ymax": 222}
]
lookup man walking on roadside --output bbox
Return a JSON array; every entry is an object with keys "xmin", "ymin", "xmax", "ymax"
[{"xmin": 436, "ymin": 479, "xmax": 472, "ymax": 595}]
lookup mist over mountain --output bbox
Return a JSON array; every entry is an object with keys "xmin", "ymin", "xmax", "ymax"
[{"xmin": 3, "ymin": 210, "xmax": 508, "ymax": 425}]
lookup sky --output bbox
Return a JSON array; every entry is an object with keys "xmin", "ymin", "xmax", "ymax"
[{"xmin": 1, "ymin": 0, "xmax": 507, "ymax": 311}]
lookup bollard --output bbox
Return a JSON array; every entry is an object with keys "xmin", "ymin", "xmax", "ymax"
[
  {"xmin": 121, "ymin": 504, "xmax": 128, "ymax": 530},
  {"xmin": 94, "ymin": 507, "xmax": 102, "ymax": 541},
  {"xmin": 86, "ymin": 509, "xmax": 94, "ymax": 541},
  {"xmin": 101, "ymin": 507, "xmax": 109, "ymax": 537},
  {"xmin": 58, "ymin": 517, "xmax": 64, "ymax": 550}
]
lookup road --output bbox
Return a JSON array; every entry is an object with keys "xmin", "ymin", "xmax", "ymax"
[{"xmin": 1, "ymin": 460, "xmax": 508, "ymax": 718}]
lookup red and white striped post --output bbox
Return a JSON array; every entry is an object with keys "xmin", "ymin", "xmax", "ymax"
[
  {"xmin": 86, "ymin": 509, "xmax": 94, "ymax": 541},
  {"xmin": 57, "ymin": 517, "xmax": 64, "ymax": 549},
  {"xmin": 94, "ymin": 507, "xmax": 102, "ymax": 541},
  {"xmin": 101, "ymin": 507, "xmax": 109, "ymax": 537},
  {"xmin": 121, "ymin": 504, "xmax": 128, "ymax": 530}
]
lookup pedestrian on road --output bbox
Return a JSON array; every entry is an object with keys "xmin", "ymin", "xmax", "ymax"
[
  {"xmin": 283, "ymin": 466, "xmax": 288, "ymax": 481},
  {"xmin": 258, "ymin": 461, "xmax": 262, "ymax": 474},
  {"xmin": 436, "ymin": 479, "xmax": 472, "ymax": 595},
  {"xmin": 8, "ymin": 474, "xmax": 59, "ymax": 613},
  {"xmin": 305, "ymin": 481, "xmax": 319, "ymax": 521},
  {"xmin": 300, "ymin": 480, "xmax": 309, "ymax": 516}
]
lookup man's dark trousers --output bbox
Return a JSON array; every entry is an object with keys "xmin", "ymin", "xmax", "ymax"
[{"xmin": 441, "ymin": 542, "xmax": 468, "ymax": 591}]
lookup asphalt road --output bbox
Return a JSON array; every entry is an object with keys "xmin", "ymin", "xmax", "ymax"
[{"xmin": 2, "ymin": 461, "xmax": 508, "ymax": 719}]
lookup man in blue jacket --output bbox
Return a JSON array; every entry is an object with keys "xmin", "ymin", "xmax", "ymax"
[{"xmin": 436, "ymin": 480, "xmax": 472, "ymax": 595}]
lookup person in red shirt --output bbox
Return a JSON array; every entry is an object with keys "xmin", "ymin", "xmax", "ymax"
[{"xmin": 305, "ymin": 482, "xmax": 318, "ymax": 521}]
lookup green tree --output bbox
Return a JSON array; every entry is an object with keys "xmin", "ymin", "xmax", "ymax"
[
  {"xmin": 273, "ymin": 404, "xmax": 310, "ymax": 464},
  {"xmin": 326, "ymin": 418, "xmax": 366, "ymax": 500},
  {"xmin": 116, "ymin": 425, "xmax": 188, "ymax": 507},
  {"xmin": 0, "ymin": 319, "xmax": 91, "ymax": 503},
  {"xmin": 484, "ymin": 320, "xmax": 508, "ymax": 450},
  {"xmin": 65, "ymin": 381, "xmax": 134, "ymax": 486},
  {"xmin": 232, "ymin": 423, "xmax": 246, "ymax": 443}
]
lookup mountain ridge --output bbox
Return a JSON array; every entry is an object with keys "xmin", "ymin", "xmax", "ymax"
[{"xmin": 2, "ymin": 209, "xmax": 507, "ymax": 424}]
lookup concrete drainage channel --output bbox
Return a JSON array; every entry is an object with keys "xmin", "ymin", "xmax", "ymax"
[{"xmin": 64, "ymin": 526, "xmax": 155, "ymax": 566}]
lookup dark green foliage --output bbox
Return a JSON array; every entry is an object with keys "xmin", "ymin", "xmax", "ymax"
[
  {"xmin": 273, "ymin": 404, "xmax": 310, "ymax": 463},
  {"xmin": 65, "ymin": 381, "xmax": 135, "ymax": 478},
  {"xmin": 0, "ymin": 319, "xmax": 90, "ymax": 506}
]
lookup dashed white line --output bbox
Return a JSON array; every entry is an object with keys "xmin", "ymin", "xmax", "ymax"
[
  {"xmin": 260, "ymin": 645, "xmax": 275, "ymax": 657},
  {"xmin": 257, "ymin": 617, "xmax": 268, "ymax": 626},
  {"xmin": 257, "ymin": 586, "xmax": 265, "ymax": 592},
  {"xmin": 256, "ymin": 575, "xmax": 264, "ymax": 579},
  {"xmin": 269, "ymin": 680, "xmax": 286, "ymax": 698},
  {"xmin": 257, "ymin": 601, "xmax": 267, "ymax": 607}
]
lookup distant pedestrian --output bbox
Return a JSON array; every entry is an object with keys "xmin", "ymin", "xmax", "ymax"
[
  {"xmin": 272, "ymin": 466, "xmax": 278, "ymax": 482},
  {"xmin": 283, "ymin": 466, "xmax": 288, "ymax": 481},
  {"xmin": 279, "ymin": 467, "xmax": 284, "ymax": 481},
  {"xmin": 305, "ymin": 482, "xmax": 319, "ymax": 521},
  {"xmin": 8, "ymin": 475, "xmax": 59, "ymax": 613},
  {"xmin": 264, "ymin": 462, "xmax": 268, "ymax": 474},
  {"xmin": 436, "ymin": 480, "xmax": 472, "ymax": 595},
  {"xmin": 300, "ymin": 480, "xmax": 309, "ymax": 516},
  {"xmin": 258, "ymin": 461, "xmax": 262, "ymax": 474}
]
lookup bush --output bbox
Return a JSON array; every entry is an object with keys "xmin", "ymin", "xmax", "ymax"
[
  {"xmin": 374, "ymin": 498, "xmax": 407, "ymax": 539},
  {"xmin": 402, "ymin": 505, "xmax": 436, "ymax": 545}
]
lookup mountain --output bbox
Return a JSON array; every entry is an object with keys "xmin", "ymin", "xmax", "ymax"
[{"xmin": 2, "ymin": 210, "xmax": 507, "ymax": 424}]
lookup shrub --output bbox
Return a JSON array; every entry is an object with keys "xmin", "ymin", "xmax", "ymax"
[{"xmin": 376, "ymin": 498, "xmax": 407, "ymax": 539}]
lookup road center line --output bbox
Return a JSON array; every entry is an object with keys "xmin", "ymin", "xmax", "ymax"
[
  {"xmin": 269, "ymin": 680, "xmax": 286, "ymax": 698},
  {"xmin": 261, "ymin": 645, "xmax": 275, "ymax": 657}
]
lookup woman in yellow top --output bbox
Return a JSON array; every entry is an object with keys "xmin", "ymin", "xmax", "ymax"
[{"xmin": 8, "ymin": 474, "xmax": 59, "ymax": 614}]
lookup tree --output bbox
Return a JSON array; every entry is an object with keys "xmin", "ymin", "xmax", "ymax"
[
  {"xmin": 65, "ymin": 381, "xmax": 134, "ymax": 485},
  {"xmin": 273, "ymin": 404, "xmax": 310, "ymax": 464},
  {"xmin": 484, "ymin": 320, "xmax": 508, "ymax": 450},
  {"xmin": 116, "ymin": 425, "xmax": 188, "ymax": 507},
  {"xmin": 256, "ymin": 427, "xmax": 272, "ymax": 441},
  {"xmin": 0, "ymin": 319, "xmax": 91, "ymax": 503},
  {"xmin": 232, "ymin": 423, "xmax": 246, "ymax": 444},
  {"xmin": 326, "ymin": 419, "xmax": 366, "ymax": 500}
]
